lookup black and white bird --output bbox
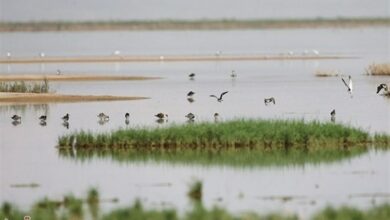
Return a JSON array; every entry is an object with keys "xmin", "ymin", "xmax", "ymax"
[
  {"xmin": 214, "ymin": 113, "xmax": 219, "ymax": 122},
  {"xmin": 330, "ymin": 109, "xmax": 336, "ymax": 122},
  {"xmin": 39, "ymin": 115, "xmax": 47, "ymax": 121},
  {"xmin": 341, "ymin": 75, "xmax": 353, "ymax": 95},
  {"xmin": 97, "ymin": 113, "xmax": 109, "ymax": 121},
  {"xmin": 187, "ymin": 91, "xmax": 195, "ymax": 97},
  {"xmin": 264, "ymin": 97, "xmax": 276, "ymax": 105},
  {"xmin": 11, "ymin": 114, "xmax": 21, "ymax": 121},
  {"xmin": 210, "ymin": 91, "xmax": 228, "ymax": 102},
  {"xmin": 189, "ymin": 73, "xmax": 196, "ymax": 80},
  {"xmin": 185, "ymin": 113, "xmax": 195, "ymax": 120},
  {"xmin": 155, "ymin": 112, "xmax": 168, "ymax": 119},
  {"xmin": 125, "ymin": 113, "xmax": 130, "ymax": 125},
  {"xmin": 377, "ymin": 83, "xmax": 388, "ymax": 94},
  {"xmin": 62, "ymin": 113, "xmax": 69, "ymax": 121}
]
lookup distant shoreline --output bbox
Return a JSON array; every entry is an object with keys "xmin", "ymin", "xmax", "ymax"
[{"xmin": 0, "ymin": 17, "xmax": 389, "ymax": 32}]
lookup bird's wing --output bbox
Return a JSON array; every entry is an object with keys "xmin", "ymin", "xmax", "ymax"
[
  {"xmin": 220, "ymin": 91, "xmax": 229, "ymax": 99},
  {"xmin": 341, "ymin": 78, "xmax": 349, "ymax": 89},
  {"xmin": 377, "ymin": 85, "xmax": 383, "ymax": 94},
  {"xmin": 210, "ymin": 95, "xmax": 218, "ymax": 99}
]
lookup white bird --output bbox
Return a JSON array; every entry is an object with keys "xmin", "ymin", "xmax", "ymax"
[
  {"xmin": 312, "ymin": 49, "xmax": 319, "ymax": 55},
  {"xmin": 6, "ymin": 52, "xmax": 11, "ymax": 58},
  {"xmin": 113, "ymin": 50, "xmax": 121, "ymax": 55},
  {"xmin": 39, "ymin": 52, "xmax": 45, "ymax": 57},
  {"xmin": 341, "ymin": 75, "xmax": 353, "ymax": 95}
]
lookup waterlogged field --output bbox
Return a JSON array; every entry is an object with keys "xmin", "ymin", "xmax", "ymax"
[{"xmin": 0, "ymin": 28, "xmax": 389, "ymax": 219}]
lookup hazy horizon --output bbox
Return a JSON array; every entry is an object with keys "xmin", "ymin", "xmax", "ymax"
[{"xmin": 0, "ymin": 0, "xmax": 388, "ymax": 22}]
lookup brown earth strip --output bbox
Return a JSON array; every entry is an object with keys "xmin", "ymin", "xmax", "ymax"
[
  {"xmin": 0, "ymin": 74, "xmax": 162, "ymax": 82},
  {"xmin": 0, "ymin": 92, "xmax": 148, "ymax": 103},
  {"xmin": 0, "ymin": 54, "xmax": 356, "ymax": 64}
]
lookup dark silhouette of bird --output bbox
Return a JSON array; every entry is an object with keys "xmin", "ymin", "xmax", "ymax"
[
  {"xmin": 189, "ymin": 73, "xmax": 195, "ymax": 79},
  {"xmin": 155, "ymin": 112, "xmax": 168, "ymax": 119},
  {"xmin": 377, "ymin": 83, "xmax": 388, "ymax": 94},
  {"xmin": 185, "ymin": 113, "xmax": 195, "ymax": 120},
  {"xmin": 214, "ymin": 113, "xmax": 220, "ymax": 122},
  {"xmin": 264, "ymin": 97, "xmax": 276, "ymax": 105},
  {"xmin": 11, "ymin": 115, "xmax": 21, "ymax": 121},
  {"xmin": 125, "ymin": 113, "xmax": 130, "ymax": 125},
  {"xmin": 330, "ymin": 109, "xmax": 336, "ymax": 123},
  {"xmin": 341, "ymin": 75, "xmax": 353, "ymax": 95},
  {"xmin": 210, "ymin": 91, "xmax": 228, "ymax": 102},
  {"xmin": 187, "ymin": 97, "xmax": 195, "ymax": 103},
  {"xmin": 187, "ymin": 91, "xmax": 195, "ymax": 97},
  {"xmin": 39, "ymin": 115, "xmax": 47, "ymax": 121},
  {"xmin": 39, "ymin": 120, "xmax": 47, "ymax": 126},
  {"xmin": 62, "ymin": 113, "xmax": 69, "ymax": 121},
  {"xmin": 230, "ymin": 70, "xmax": 237, "ymax": 78}
]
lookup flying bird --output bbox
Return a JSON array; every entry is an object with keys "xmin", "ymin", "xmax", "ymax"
[
  {"xmin": 377, "ymin": 83, "xmax": 388, "ymax": 94},
  {"xmin": 341, "ymin": 75, "xmax": 353, "ymax": 95},
  {"xmin": 264, "ymin": 97, "xmax": 276, "ymax": 105},
  {"xmin": 210, "ymin": 91, "xmax": 228, "ymax": 102}
]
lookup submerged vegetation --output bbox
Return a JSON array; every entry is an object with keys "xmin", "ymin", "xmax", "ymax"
[
  {"xmin": 366, "ymin": 63, "xmax": 390, "ymax": 76},
  {"xmin": 0, "ymin": 17, "xmax": 389, "ymax": 32},
  {"xmin": 0, "ymin": 79, "xmax": 50, "ymax": 93},
  {"xmin": 1, "ymin": 186, "xmax": 389, "ymax": 220}
]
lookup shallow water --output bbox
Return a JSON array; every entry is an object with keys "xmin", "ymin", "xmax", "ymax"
[{"xmin": 0, "ymin": 28, "xmax": 389, "ymax": 218}]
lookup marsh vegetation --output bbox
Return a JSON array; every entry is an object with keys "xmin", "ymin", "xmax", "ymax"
[
  {"xmin": 1, "ymin": 186, "xmax": 389, "ymax": 220},
  {"xmin": 366, "ymin": 63, "xmax": 390, "ymax": 76},
  {"xmin": 0, "ymin": 79, "xmax": 50, "ymax": 93}
]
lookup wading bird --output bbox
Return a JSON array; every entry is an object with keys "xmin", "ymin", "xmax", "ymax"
[
  {"xmin": 11, "ymin": 115, "xmax": 21, "ymax": 121},
  {"xmin": 230, "ymin": 70, "xmax": 237, "ymax": 78},
  {"xmin": 330, "ymin": 109, "xmax": 336, "ymax": 122},
  {"xmin": 214, "ymin": 113, "xmax": 219, "ymax": 122},
  {"xmin": 97, "ymin": 113, "xmax": 109, "ymax": 121},
  {"xmin": 189, "ymin": 73, "xmax": 195, "ymax": 80},
  {"xmin": 125, "ymin": 113, "xmax": 130, "ymax": 125},
  {"xmin": 264, "ymin": 97, "xmax": 276, "ymax": 105},
  {"xmin": 62, "ymin": 113, "xmax": 69, "ymax": 121},
  {"xmin": 210, "ymin": 91, "xmax": 228, "ymax": 102},
  {"xmin": 185, "ymin": 112, "xmax": 195, "ymax": 121},
  {"xmin": 155, "ymin": 112, "xmax": 168, "ymax": 119},
  {"xmin": 187, "ymin": 91, "xmax": 195, "ymax": 97},
  {"xmin": 39, "ymin": 115, "xmax": 47, "ymax": 121}
]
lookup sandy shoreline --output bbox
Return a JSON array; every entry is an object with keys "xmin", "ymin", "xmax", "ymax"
[
  {"xmin": 0, "ymin": 74, "xmax": 161, "ymax": 82},
  {"xmin": 0, "ymin": 92, "xmax": 148, "ymax": 103},
  {"xmin": 0, "ymin": 54, "xmax": 355, "ymax": 64}
]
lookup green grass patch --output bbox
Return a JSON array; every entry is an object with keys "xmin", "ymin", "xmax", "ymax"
[
  {"xmin": 1, "ymin": 188, "xmax": 389, "ymax": 220},
  {"xmin": 0, "ymin": 79, "xmax": 50, "ymax": 93},
  {"xmin": 57, "ymin": 119, "xmax": 390, "ymax": 167},
  {"xmin": 58, "ymin": 119, "xmax": 389, "ymax": 150}
]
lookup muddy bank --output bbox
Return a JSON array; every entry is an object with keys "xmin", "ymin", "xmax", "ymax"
[
  {"xmin": 0, "ymin": 74, "xmax": 161, "ymax": 82},
  {"xmin": 0, "ymin": 92, "xmax": 148, "ymax": 103}
]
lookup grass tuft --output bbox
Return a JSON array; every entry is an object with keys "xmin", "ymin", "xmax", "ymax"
[
  {"xmin": 366, "ymin": 63, "xmax": 390, "ymax": 75},
  {"xmin": 0, "ymin": 79, "xmax": 50, "ymax": 93}
]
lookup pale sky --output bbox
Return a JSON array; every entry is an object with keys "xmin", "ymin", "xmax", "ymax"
[{"xmin": 0, "ymin": 0, "xmax": 388, "ymax": 22}]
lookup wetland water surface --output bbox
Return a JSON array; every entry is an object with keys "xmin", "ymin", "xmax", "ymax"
[{"xmin": 0, "ymin": 28, "xmax": 389, "ymax": 218}]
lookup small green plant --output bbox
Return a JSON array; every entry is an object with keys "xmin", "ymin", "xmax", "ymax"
[{"xmin": 187, "ymin": 180, "xmax": 202, "ymax": 202}]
